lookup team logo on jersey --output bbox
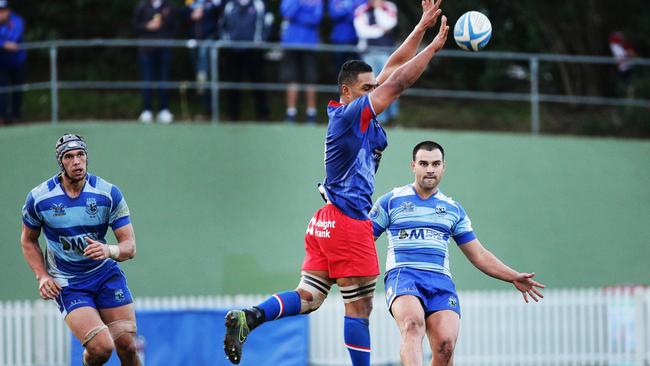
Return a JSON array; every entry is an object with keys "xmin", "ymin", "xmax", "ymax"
[
  {"xmin": 435, "ymin": 204, "xmax": 447, "ymax": 216},
  {"xmin": 400, "ymin": 202, "xmax": 415, "ymax": 212},
  {"xmin": 398, "ymin": 229, "xmax": 409, "ymax": 239},
  {"xmin": 115, "ymin": 289, "xmax": 125, "ymax": 302},
  {"xmin": 85, "ymin": 198, "xmax": 98, "ymax": 216},
  {"xmin": 448, "ymin": 296, "xmax": 458, "ymax": 307},
  {"xmin": 52, "ymin": 203, "xmax": 66, "ymax": 216}
]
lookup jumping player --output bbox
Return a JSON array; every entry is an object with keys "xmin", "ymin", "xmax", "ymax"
[
  {"xmin": 223, "ymin": 0, "xmax": 449, "ymax": 364},
  {"xmin": 20, "ymin": 134, "xmax": 141, "ymax": 366}
]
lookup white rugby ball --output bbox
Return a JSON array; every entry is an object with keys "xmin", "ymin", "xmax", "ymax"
[{"xmin": 453, "ymin": 11, "xmax": 492, "ymax": 52}]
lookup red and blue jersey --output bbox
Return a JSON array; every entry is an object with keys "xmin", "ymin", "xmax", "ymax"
[{"xmin": 322, "ymin": 95, "xmax": 388, "ymax": 220}]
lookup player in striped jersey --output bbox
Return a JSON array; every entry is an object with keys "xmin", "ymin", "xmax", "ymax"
[
  {"xmin": 370, "ymin": 141, "xmax": 545, "ymax": 366},
  {"xmin": 224, "ymin": 1, "xmax": 449, "ymax": 364},
  {"xmin": 20, "ymin": 134, "xmax": 141, "ymax": 366}
]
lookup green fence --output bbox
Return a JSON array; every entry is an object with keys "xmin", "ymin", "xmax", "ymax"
[{"xmin": 1, "ymin": 123, "xmax": 648, "ymax": 300}]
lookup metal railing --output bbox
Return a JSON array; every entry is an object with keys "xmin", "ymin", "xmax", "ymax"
[
  {"xmin": 5, "ymin": 39, "xmax": 650, "ymax": 133},
  {"xmin": 1, "ymin": 287, "xmax": 649, "ymax": 365}
]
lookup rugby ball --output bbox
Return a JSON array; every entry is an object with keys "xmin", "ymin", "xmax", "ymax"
[{"xmin": 453, "ymin": 11, "xmax": 492, "ymax": 51}]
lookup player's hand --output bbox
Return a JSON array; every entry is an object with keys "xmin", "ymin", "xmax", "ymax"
[
  {"xmin": 38, "ymin": 276, "xmax": 61, "ymax": 300},
  {"xmin": 417, "ymin": 0, "xmax": 442, "ymax": 31},
  {"xmin": 83, "ymin": 237, "xmax": 110, "ymax": 260},
  {"xmin": 512, "ymin": 272, "xmax": 545, "ymax": 303},
  {"xmin": 430, "ymin": 15, "xmax": 449, "ymax": 52},
  {"xmin": 3, "ymin": 41, "xmax": 19, "ymax": 52}
]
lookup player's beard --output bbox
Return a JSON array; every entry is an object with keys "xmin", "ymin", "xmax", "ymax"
[{"xmin": 63, "ymin": 165, "xmax": 86, "ymax": 183}]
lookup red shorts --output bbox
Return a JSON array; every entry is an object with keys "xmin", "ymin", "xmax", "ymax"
[{"xmin": 302, "ymin": 204, "xmax": 379, "ymax": 278}]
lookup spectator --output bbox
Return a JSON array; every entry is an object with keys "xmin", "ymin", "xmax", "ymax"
[
  {"xmin": 133, "ymin": 0, "xmax": 176, "ymax": 124},
  {"xmin": 184, "ymin": 0, "xmax": 223, "ymax": 118},
  {"xmin": 328, "ymin": 0, "xmax": 365, "ymax": 72},
  {"xmin": 280, "ymin": 0, "xmax": 323, "ymax": 123},
  {"xmin": 0, "ymin": 0, "xmax": 25, "ymax": 126},
  {"xmin": 354, "ymin": 0, "xmax": 398, "ymax": 124},
  {"xmin": 220, "ymin": 0, "xmax": 272, "ymax": 121},
  {"xmin": 609, "ymin": 31, "xmax": 638, "ymax": 98}
]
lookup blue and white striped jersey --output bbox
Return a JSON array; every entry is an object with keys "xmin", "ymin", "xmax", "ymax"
[
  {"xmin": 370, "ymin": 185, "xmax": 476, "ymax": 277},
  {"xmin": 22, "ymin": 174, "xmax": 131, "ymax": 286}
]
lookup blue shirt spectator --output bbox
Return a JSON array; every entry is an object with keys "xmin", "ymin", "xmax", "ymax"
[
  {"xmin": 0, "ymin": 3, "xmax": 25, "ymax": 68},
  {"xmin": 328, "ymin": 0, "xmax": 365, "ymax": 45},
  {"xmin": 280, "ymin": 0, "xmax": 323, "ymax": 45},
  {"xmin": 0, "ymin": 0, "xmax": 26, "ymax": 124}
]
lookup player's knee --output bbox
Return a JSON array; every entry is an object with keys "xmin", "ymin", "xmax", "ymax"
[
  {"xmin": 113, "ymin": 333, "xmax": 137, "ymax": 356},
  {"xmin": 399, "ymin": 316, "xmax": 425, "ymax": 336},
  {"xmin": 340, "ymin": 279, "xmax": 376, "ymax": 317},
  {"xmin": 85, "ymin": 338, "xmax": 114, "ymax": 362},
  {"xmin": 433, "ymin": 337, "xmax": 456, "ymax": 361},
  {"xmin": 297, "ymin": 272, "xmax": 333, "ymax": 314}
]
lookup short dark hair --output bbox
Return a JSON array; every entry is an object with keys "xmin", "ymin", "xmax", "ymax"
[
  {"xmin": 337, "ymin": 60, "xmax": 373, "ymax": 87},
  {"xmin": 412, "ymin": 141, "xmax": 445, "ymax": 161}
]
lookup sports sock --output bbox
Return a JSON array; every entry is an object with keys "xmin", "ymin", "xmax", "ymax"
[
  {"xmin": 254, "ymin": 291, "xmax": 301, "ymax": 325},
  {"xmin": 344, "ymin": 316, "xmax": 371, "ymax": 366}
]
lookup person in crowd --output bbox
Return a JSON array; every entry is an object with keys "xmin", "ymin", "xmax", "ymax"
[
  {"xmin": 220, "ymin": 0, "xmax": 272, "ymax": 121},
  {"xmin": 133, "ymin": 0, "xmax": 176, "ymax": 124},
  {"xmin": 0, "ymin": 0, "xmax": 26, "ymax": 125},
  {"xmin": 279, "ymin": 0, "xmax": 323, "ymax": 123},
  {"xmin": 354, "ymin": 0, "xmax": 398, "ymax": 124},
  {"xmin": 328, "ymin": 0, "xmax": 365, "ymax": 72}
]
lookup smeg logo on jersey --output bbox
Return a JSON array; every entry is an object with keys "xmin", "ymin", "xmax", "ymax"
[
  {"xmin": 59, "ymin": 233, "xmax": 98, "ymax": 254},
  {"xmin": 397, "ymin": 228, "xmax": 445, "ymax": 241}
]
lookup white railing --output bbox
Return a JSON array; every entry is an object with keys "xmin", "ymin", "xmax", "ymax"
[{"xmin": 1, "ymin": 287, "xmax": 648, "ymax": 366}]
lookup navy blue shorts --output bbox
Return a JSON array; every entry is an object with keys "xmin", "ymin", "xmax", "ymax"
[
  {"xmin": 384, "ymin": 267, "xmax": 461, "ymax": 317},
  {"xmin": 55, "ymin": 265, "xmax": 133, "ymax": 317}
]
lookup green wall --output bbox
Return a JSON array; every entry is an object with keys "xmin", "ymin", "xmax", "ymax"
[{"xmin": 1, "ymin": 123, "xmax": 649, "ymax": 300}]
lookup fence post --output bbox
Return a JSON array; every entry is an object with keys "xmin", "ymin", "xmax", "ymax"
[
  {"xmin": 529, "ymin": 57, "xmax": 540, "ymax": 134},
  {"xmin": 49, "ymin": 45, "xmax": 59, "ymax": 125},
  {"xmin": 210, "ymin": 44, "xmax": 220, "ymax": 124}
]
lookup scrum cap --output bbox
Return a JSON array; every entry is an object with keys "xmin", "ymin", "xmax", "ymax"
[{"xmin": 55, "ymin": 134, "xmax": 87, "ymax": 168}]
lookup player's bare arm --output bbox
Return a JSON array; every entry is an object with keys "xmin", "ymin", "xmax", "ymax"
[
  {"xmin": 370, "ymin": 15, "xmax": 448, "ymax": 115},
  {"xmin": 20, "ymin": 224, "xmax": 61, "ymax": 300},
  {"xmin": 83, "ymin": 224, "xmax": 136, "ymax": 262},
  {"xmin": 376, "ymin": 0, "xmax": 443, "ymax": 85},
  {"xmin": 459, "ymin": 239, "xmax": 545, "ymax": 303}
]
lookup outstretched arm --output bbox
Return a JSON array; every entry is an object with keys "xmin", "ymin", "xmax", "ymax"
[
  {"xmin": 459, "ymin": 239, "xmax": 546, "ymax": 303},
  {"xmin": 376, "ymin": 0, "xmax": 443, "ymax": 85},
  {"xmin": 369, "ymin": 14, "xmax": 448, "ymax": 115}
]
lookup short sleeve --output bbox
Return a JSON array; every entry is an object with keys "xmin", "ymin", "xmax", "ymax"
[
  {"xmin": 109, "ymin": 185, "xmax": 131, "ymax": 230},
  {"xmin": 369, "ymin": 192, "xmax": 391, "ymax": 237},
  {"xmin": 452, "ymin": 204, "xmax": 476, "ymax": 245},
  {"xmin": 22, "ymin": 192, "xmax": 42, "ymax": 229}
]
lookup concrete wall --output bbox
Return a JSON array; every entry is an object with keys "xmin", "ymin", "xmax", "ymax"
[{"xmin": 1, "ymin": 123, "xmax": 648, "ymax": 300}]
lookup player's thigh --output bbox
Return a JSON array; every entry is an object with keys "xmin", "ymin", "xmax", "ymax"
[
  {"xmin": 425, "ymin": 310, "xmax": 460, "ymax": 350},
  {"xmin": 98, "ymin": 303, "xmax": 136, "ymax": 324},
  {"xmin": 65, "ymin": 306, "xmax": 113, "ymax": 348},
  {"xmin": 391, "ymin": 295, "xmax": 426, "ymax": 336}
]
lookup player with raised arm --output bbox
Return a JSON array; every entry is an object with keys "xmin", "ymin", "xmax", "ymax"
[
  {"xmin": 370, "ymin": 141, "xmax": 546, "ymax": 365},
  {"xmin": 20, "ymin": 134, "xmax": 141, "ymax": 366},
  {"xmin": 223, "ymin": 1, "xmax": 449, "ymax": 365}
]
